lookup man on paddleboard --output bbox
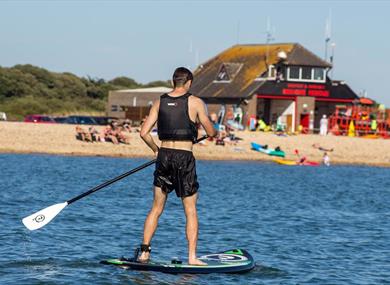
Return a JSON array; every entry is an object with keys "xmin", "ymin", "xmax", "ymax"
[{"xmin": 138, "ymin": 67, "xmax": 217, "ymax": 265}]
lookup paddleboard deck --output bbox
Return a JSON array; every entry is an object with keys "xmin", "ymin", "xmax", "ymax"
[{"xmin": 101, "ymin": 248, "xmax": 255, "ymax": 274}]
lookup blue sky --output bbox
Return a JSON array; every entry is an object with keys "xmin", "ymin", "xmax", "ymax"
[{"xmin": 0, "ymin": 0, "xmax": 389, "ymax": 106}]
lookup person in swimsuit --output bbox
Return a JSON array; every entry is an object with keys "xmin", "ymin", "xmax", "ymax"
[{"xmin": 138, "ymin": 67, "xmax": 217, "ymax": 265}]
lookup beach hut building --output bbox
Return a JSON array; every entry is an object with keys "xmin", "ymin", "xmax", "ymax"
[{"xmin": 190, "ymin": 43, "xmax": 359, "ymax": 133}]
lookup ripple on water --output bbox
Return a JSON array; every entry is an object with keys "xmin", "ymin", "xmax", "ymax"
[{"xmin": 1, "ymin": 154, "xmax": 390, "ymax": 284}]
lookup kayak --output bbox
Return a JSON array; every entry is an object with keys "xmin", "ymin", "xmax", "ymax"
[
  {"xmin": 274, "ymin": 159, "xmax": 297, "ymax": 165},
  {"xmin": 251, "ymin": 142, "xmax": 285, "ymax": 157},
  {"xmin": 302, "ymin": 161, "xmax": 320, "ymax": 166},
  {"xmin": 274, "ymin": 159, "xmax": 320, "ymax": 166},
  {"xmin": 361, "ymin": 134, "xmax": 379, "ymax": 139},
  {"xmin": 101, "ymin": 248, "xmax": 255, "ymax": 274}
]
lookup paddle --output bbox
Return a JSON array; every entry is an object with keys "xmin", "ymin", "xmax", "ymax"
[
  {"xmin": 294, "ymin": 149, "xmax": 301, "ymax": 163},
  {"xmin": 22, "ymin": 135, "xmax": 208, "ymax": 231}
]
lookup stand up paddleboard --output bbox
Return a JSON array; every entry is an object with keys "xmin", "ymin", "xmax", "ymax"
[{"xmin": 101, "ymin": 249, "xmax": 255, "ymax": 274}]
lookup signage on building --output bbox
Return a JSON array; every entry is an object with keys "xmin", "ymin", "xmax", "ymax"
[{"xmin": 282, "ymin": 83, "xmax": 329, "ymax": 97}]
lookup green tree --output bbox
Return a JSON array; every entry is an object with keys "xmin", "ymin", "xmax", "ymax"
[
  {"xmin": 145, "ymin": 80, "xmax": 171, "ymax": 88},
  {"xmin": 109, "ymin": 76, "xmax": 140, "ymax": 88}
]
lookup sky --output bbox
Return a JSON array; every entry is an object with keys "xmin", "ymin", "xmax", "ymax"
[{"xmin": 0, "ymin": 0, "xmax": 389, "ymax": 106}]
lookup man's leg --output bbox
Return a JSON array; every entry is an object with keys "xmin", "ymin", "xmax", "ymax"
[
  {"xmin": 138, "ymin": 186, "xmax": 167, "ymax": 261},
  {"xmin": 182, "ymin": 193, "xmax": 206, "ymax": 265}
]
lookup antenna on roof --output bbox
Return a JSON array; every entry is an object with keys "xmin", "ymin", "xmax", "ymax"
[
  {"xmin": 265, "ymin": 17, "xmax": 275, "ymax": 67},
  {"xmin": 195, "ymin": 49, "xmax": 199, "ymax": 69},
  {"xmin": 236, "ymin": 20, "xmax": 240, "ymax": 44},
  {"xmin": 330, "ymin": 42, "xmax": 336, "ymax": 78},
  {"xmin": 324, "ymin": 9, "xmax": 332, "ymax": 61},
  {"xmin": 188, "ymin": 38, "xmax": 193, "ymax": 70},
  {"xmin": 266, "ymin": 17, "xmax": 275, "ymax": 44}
]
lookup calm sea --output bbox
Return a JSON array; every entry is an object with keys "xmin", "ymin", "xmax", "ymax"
[{"xmin": 1, "ymin": 154, "xmax": 389, "ymax": 284}]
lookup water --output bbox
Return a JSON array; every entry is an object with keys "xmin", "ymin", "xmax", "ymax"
[{"xmin": 1, "ymin": 153, "xmax": 389, "ymax": 284}]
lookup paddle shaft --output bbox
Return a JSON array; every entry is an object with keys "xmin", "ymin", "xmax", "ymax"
[
  {"xmin": 67, "ymin": 159, "xmax": 156, "ymax": 205},
  {"xmin": 67, "ymin": 135, "xmax": 208, "ymax": 205}
]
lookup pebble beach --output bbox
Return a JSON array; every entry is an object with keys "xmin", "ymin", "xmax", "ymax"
[{"xmin": 1, "ymin": 121, "xmax": 389, "ymax": 167}]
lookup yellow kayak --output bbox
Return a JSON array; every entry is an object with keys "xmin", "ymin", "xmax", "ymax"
[
  {"xmin": 361, "ymin": 134, "xmax": 379, "ymax": 139},
  {"xmin": 274, "ymin": 159, "xmax": 297, "ymax": 165}
]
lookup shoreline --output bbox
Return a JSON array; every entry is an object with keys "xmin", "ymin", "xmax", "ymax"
[
  {"xmin": 1, "ymin": 122, "xmax": 390, "ymax": 167},
  {"xmin": 1, "ymin": 149, "xmax": 389, "ymax": 168}
]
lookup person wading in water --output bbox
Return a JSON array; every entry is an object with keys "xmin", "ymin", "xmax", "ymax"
[{"xmin": 138, "ymin": 67, "xmax": 217, "ymax": 265}]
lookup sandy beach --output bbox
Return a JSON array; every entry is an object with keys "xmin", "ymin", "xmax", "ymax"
[{"xmin": 0, "ymin": 121, "xmax": 389, "ymax": 167}]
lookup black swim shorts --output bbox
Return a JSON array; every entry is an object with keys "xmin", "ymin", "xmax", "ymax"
[{"xmin": 153, "ymin": 147, "xmax": 199, "ymax": 197}]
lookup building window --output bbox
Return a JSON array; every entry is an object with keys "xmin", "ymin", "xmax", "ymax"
[
  {"xmin": 301, "ymin": 67, "xmax": 312, "ymax": 80},
  {"xmin": 214, "ymin": 62, "xmax": 243, "ymax": 83},
  {"xmin": 287, "ymin": 66, "xmax": 326, "ymax": 82},
  {"xmin": 313, "ymin": 68, "xmax": 325, "ymax": 81},
  {"xmin": 289, "ymin": 66, "xmax": 300, "ymax": 79},
  {"xmin": 111, "ymin": 105, "xmax": 118, "ymax": 112},
  {"xmin": 215, "ymin": 65, "xmax": 230, "ymax": 82}
]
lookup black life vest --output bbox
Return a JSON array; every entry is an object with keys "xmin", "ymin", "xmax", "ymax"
[{"xmin": 157, "ymin": 93, "xmax": 198, "ymax": 142}]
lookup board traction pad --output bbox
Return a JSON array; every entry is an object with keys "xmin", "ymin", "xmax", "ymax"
[{"xmin": 101, "ymin": 248, "xmax": 255, "ymax": 274}]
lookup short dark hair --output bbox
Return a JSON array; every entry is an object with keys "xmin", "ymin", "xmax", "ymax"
[{"xmin": 172, "ymin": 67, "xmax": 193, "ymax": 87}]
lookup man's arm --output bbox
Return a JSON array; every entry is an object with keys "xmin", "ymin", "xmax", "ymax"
[
  {"xmin": 194, "ymin": 97, "xmax": 217, "ymax": 138},
  {"xmin": 140, "ymin": 100, "xmax": 160, "ymax": 153}
]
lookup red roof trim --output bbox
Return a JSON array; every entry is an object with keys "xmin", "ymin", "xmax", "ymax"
[
  {"xmin": 256, "ymin": 94, "xmax": 295, "ymax": 100},
  {"xmin": 315, "ymin": 98, "xmax": 354, "ymax": 103},
  {"xmin": 257, "ymin": 94, "xmax": 354, "ymax": 103}
]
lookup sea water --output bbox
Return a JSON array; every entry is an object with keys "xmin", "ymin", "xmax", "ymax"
[{"xmin": 0, "ymin": 153, "xmax": 389, "ymax": 284}]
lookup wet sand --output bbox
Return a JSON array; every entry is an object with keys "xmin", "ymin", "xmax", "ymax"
[{"xmin": 1, "ymin": 122, "xmax": 389, "ymax": 167}]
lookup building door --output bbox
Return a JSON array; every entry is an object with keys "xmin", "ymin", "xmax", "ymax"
[
  {"xmin": 125, "ymin": 106, "xmax": 150, "ymax": 124},
  {"xmin": 286, "ymin": 114, "xmax": 293, "ymax": 132},
  {"xmin": 300, "ymin": 114, "xmax": 310, "ymax": 133},
  {"xmin": 263, "ymin": 99, "xmax": 271, "ymax": 124}
]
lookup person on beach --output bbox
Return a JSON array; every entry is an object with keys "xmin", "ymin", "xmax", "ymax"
[
  {"xmin": 323, "ymin": 152, "xmax": 330, "ymax": 166},
  {"xmin": 88, "ymin": 126, "xmax": 101, "ymax": 142},
  {"xmin": 320, "ymin": 114, "xmax": 328, "ymax": 136},
  {"xmin": 298, "ymin": 156, "xmax": 307, "ymax": 165},
  {"xmin": 103, "ymin": 125, "xmax": 119, "ymax": 144},
  {"xmin": 138, "ymin": 67, "xmax": 217, "ymax": 265}
]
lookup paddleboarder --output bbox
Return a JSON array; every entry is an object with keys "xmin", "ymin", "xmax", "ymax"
[{"xmin": 138, "ymin": 67, "xmax": 217, "ymax": 265}]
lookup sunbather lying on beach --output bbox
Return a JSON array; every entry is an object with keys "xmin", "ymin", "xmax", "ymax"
[
  {"xmin": 89, "ymin": 126, "xmax": 101, "ymax": 142},
  {"xmin": 312, "ymin": 143, "xmax": 334, "ymax": 152},
  {"xmin": 103, "ymin": 122, "xmax": 131, "ymax": 144},
  {"xmin": 103, "ymin": 125, "xmax": 119, "ymax": 144},
  {"xmin": 75, "ymin": 126, "xmax": 92, "ymax": 142}
]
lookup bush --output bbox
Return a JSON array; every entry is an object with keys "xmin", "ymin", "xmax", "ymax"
[{"xmin": 0, "ymin": 64, "xmax": 168, "ymax": 120}]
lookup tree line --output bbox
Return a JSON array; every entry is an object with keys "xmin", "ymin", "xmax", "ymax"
[{"xmin": 0, "ymin": 64, "xmax": 170, "ymax": 120}]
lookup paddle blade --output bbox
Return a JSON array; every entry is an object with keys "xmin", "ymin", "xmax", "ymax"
[{"xmin": 22, "ymin": 202, "xmax": 68, "ymax": 231}]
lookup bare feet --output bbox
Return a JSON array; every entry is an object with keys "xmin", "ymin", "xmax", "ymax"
[
  {"xmin": 188, "ymin": 258, "xmax": 207, "ymax": 266},
  {"xmin": 137, "ymin": 251, "xmax": 150, "ymax": 263}
]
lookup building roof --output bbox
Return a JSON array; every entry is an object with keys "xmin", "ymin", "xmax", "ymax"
[
  {"xmin": 284, "ymin": 43, "xmax": 331, "ymax": 67},
  {"xmin": 191, "ymin": 43, "xmax": 331, "ymax": 100},
  {"xmin": 328, "ymin": 81, "xmax": 359, "ymax": 100},
  {"xmin": 115, "ymin": 87, "xmax": 172, "ymax": 93}
]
